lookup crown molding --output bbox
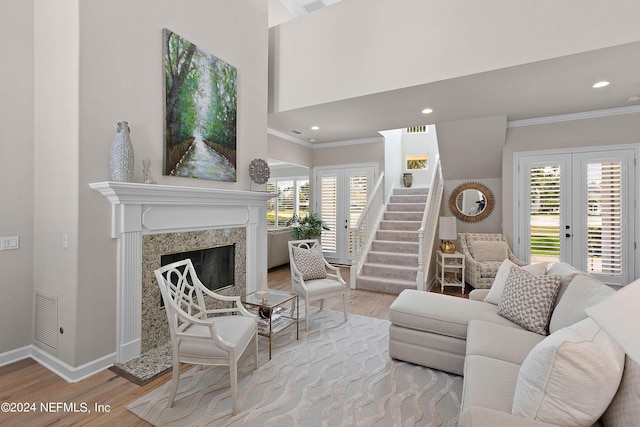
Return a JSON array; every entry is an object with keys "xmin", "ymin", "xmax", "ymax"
[
  {"xmin": 507, "ymin": 105, "xmax": 640, "ymax": 128},
  {"xmin": 267, "ymin": 128, "xmax": 383, "ymax": 149},
  {"xmin": 311, "ymin": 136, "xmax": 384, "ymax": 149}
]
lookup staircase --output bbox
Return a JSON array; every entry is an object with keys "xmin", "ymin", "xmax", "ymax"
[{"xmin": 355, "ymin": 187, "xmax": 428, "ymax": 294}]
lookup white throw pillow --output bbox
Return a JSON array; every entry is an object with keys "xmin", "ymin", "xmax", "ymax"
[
  {"xmin": 512, "ymin": 318, "xmax": 625, "ymax": 426},
  {"xmin": 469, "ymin": 240, "xmax": 509, "ymax": 262},
  {"xmin": 484, "ymin": 260, "xmax": 548, "ymax": 305}
]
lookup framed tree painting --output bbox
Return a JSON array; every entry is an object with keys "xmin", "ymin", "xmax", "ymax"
[{"xmin": 163, "ymin": 29, "xmax": 237, "ymax": 182}]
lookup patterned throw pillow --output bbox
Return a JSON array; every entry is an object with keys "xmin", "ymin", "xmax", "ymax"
[
  {"xmin": 484, "ymin": 260, "xmax": 548, "ymax": 305},
  {"xmin": 292, "ymin": 244, "xmax": 327, "ymax": 281},
  {"xmin": 497, "ymin": 266, "xmax": 561, "ymax": 335}
]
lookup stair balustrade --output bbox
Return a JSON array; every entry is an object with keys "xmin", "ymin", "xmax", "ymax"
[
  {"xmin": 416, "ymin": 155, "xmax": 443, "ymax": 290},
  {"xmin": 350, "ymin": 172, "xmax": 386, "ymax": 288}
]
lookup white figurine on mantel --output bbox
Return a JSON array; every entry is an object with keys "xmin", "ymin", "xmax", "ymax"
[
  {"xmin": 142, "ymin": 158, "xmax": 157, "ymax": 184},
  {"xmin": 256, "ymin": 275, "xmax": 269, "ymax": 299}
]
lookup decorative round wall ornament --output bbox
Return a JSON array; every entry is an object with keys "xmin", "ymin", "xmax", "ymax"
[{"xmin": 249, "ymin": 158, "xmax": 270, "ymax": 185}]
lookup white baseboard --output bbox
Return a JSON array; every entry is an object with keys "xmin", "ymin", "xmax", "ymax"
[
  {"xmin": 0, "ymin": 345, "xmax": 116, "ymax": 383},
  {"xmin": 0, "ymin": 345, "xmax": 32, "ymax": 367}
]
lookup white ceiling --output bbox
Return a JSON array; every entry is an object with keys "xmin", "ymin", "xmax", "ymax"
[
  {"xmin": 269, "ymin": 3, "xmax": 640, "ymax": 145},
  {"xmin": 268, "ymin": 41, "xmax": 640, "ymax": 144},
  {"xmin": 278, "ymin": 0, "xmax": 343, "ymax": 17}
]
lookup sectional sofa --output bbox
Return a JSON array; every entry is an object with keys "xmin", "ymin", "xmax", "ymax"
[{"xmin": 389, "ymin": 261, "xmax": 639, "ymax": 426}]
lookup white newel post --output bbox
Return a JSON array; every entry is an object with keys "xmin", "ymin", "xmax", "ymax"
[{"xmin": 91, "ymin": 182, "xmax": 274, "ymax": 363}]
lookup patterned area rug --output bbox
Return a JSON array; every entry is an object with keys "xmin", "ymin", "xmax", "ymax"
[{"xmin": 127, "ymin": 309, "xmax": 463, "ymax": 426}]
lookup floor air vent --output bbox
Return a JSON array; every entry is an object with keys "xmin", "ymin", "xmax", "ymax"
[{"xmin": 35, "ymin": 289, "xmax": 58, "ymax": 355}]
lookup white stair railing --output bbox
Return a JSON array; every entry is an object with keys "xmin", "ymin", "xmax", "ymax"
[
  {"xmin": 350, "ymin": 172, "xmax": 385, "ymax": 288},
  {"xmin": 416, "ymin": 155, "xmax": 443, "ymax": 290}
]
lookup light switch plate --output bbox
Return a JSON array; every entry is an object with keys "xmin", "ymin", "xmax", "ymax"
[{"xmin": 0, "ymin": 236, "xmax": 19, "ymax": 250}]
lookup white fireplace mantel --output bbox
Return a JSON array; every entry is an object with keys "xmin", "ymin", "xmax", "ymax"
[{"xmin": 91, "ymin": 181, "xmax": 274, "ymax": 362}]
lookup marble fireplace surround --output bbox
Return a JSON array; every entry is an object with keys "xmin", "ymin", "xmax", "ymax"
[{"xmin": 91, "ymin": 182, "xmax": 274, "ymax": 363}]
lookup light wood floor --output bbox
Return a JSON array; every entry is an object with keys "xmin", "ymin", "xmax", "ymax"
[{"xmin": 0, "ymin": 264, "xmax": 463, "ymax": 426}]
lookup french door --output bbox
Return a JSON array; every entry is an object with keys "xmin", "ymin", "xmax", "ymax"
[
  {"xmin": 315, "ymin": 165, "xmax": 375, "ymax": 265},
  {"xmin": 516, "ymin": 148, "xmax": 636, "ymax": 286}
]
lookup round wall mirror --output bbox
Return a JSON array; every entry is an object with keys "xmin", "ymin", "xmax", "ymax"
[{"xmin": 448, "ymin": 182, "xmax": 495, "ymax": 223}]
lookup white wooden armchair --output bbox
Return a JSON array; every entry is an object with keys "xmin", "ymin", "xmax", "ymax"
[
  {"xmin": 288, "ymin": 239, "xmax": 348, "ymax": 331},
  {"xmin": 154, "ymin": 259, "xmax": 258, "ymax": 415},
  {"xmin": 458, "ymin": 233, "xmax": 526, "ymax": 289}
]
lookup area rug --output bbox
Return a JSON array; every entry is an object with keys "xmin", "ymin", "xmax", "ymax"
[{"xmin": 127, "ymin": 309, "xmax": 463, "ymax": 426}]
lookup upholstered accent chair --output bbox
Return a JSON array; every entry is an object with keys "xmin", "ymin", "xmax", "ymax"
[
  {"xmin": 154, "ymin": 259, "xmax": 258, "ymax": 415},
  {"xmin": 288, "ymin": 239, "xmax": 348, "ymax": 331},
  {"xmin": 458, "ymin": 233, "xmax": 526, "ymax": 289}
]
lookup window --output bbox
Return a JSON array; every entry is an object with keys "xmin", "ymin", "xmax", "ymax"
[
  {"xmin": 267, "ymin": 177, "xmax": 310, "ymax": 228},
  {"xmin": 406, "ymin": 154, "xmax": 428, "ymax": 170}
]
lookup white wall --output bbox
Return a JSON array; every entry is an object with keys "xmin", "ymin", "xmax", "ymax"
[
  {"xmin": 312, "ymin": 140, "xmax": 384, "ymax": 169},
  {"xmin": 268, "ymin": 132, "xmax": 313, "ymax": 168},
  {"xmin": 381, "ymin": 129, "xmax": 402, "ymax": 199},
  {"xmin": 33, "ymin": 0, "xmax": 81, "ymax": 364},
  {"xmin": 30, "ymin": 0, "xmax": 268, "ymax": 367},
  {"xmin": 436, "ymin": 115, "xmax": 507, "ymax": 180},
  {"xmin": 400, "ymin": 126, "xmax": 439, "ymax": 187},
  {"xmin": 0, "ymin": 0, "xmax": 35, "ymax": 355},
  {"xmin": 270, "ymin": 0, "xmax": 640, "ymax": 113}
]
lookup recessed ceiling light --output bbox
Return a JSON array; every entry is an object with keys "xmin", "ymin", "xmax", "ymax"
[
  {"xmin": 421, "ymin": 108, "xmax": 433, "ymax": 114},
  {"xmin": 627, "ymin": 95, "xmax": 640, "ymax": 102},
  {"xmin": 311, "ymin": 126, "xmax": 320, "ymax": 130},
  {"xmin": 592, "ymin": 81, "xmax": 610, "ymax": 88}
]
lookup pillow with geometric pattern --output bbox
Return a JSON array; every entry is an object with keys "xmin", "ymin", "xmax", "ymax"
[
  {"xmin": 292, "ymin": 244, "xmax": 327, "ymax": 280},
  {"xmin": 497, "ymin": 266, "xmax": 561, "ymax": 335}
]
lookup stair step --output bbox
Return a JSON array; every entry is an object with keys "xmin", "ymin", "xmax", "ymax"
[
  {"xmin": 367, "ymin": 251, "xmax": 418, "ymax": 266},
  {"xmin": 393, "ymin": 187, "xmax": 429, "ymax": 196},
  {"xmin": 384, "ymin": 211, "xmax": 423, "ymax": 221},
  {"xmin": 386, "ymin": 202, "xmax": 425, "ymax": 212},
  {"xmin": 362, "ymin": 262, "xmax": 418, "ymax": 281},
  {"xmin": 355, "ymin": 275, "xmax": 416, "ymax": 294},
  {"xmin": 375, "ymin": 230, "xmax": 419, "ymax": 242},
  {"xmin": 379, "ymin": 220, "xmax": 422, "ymax": 231},
  {"xmin": 371, "ymin": 240, "xmax": 419, "ymax": 254},
  {"xmin": 390, "ymin": 194, "xmax": 428, "ymax": 204}
]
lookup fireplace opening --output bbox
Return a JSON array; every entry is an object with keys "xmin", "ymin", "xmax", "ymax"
[{"xmin": 160, "ymin": 244, "xmax": 236, "ymax": 303}]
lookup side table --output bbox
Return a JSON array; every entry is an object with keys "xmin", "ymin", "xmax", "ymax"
[
  {"xmin": 436, "ymin": 250, "xmax": 465, "ymax": 294},
  {"xmin": 242, "ymin": 289, "xmax": 299, "ymax": 360}
]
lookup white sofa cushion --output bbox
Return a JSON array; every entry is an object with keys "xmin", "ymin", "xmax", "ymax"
[
  {"xmin": 466, "ymin": 320, "xmax": 544, "ymax": 366},
  {"xmin": 484, "ymin": 260, "xmax": 548, "ymax": 305},
  {"xmin": 548, "ymin": 273, "xmax": 615, "ymax": 334},
  {"xmin": 389, "ymin": 290, "xmax": 524, "ymax": 340},
  {"xmin": 512, "ymin": 318, "xmax": 625, "ymax": 426},
  {"xmin": 497, "ymin": 267, "xmax": 560, "ymax": 335},
  {"xmin": 469, "ymin": 240, "xmax": 509, "ymax": 261}
]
